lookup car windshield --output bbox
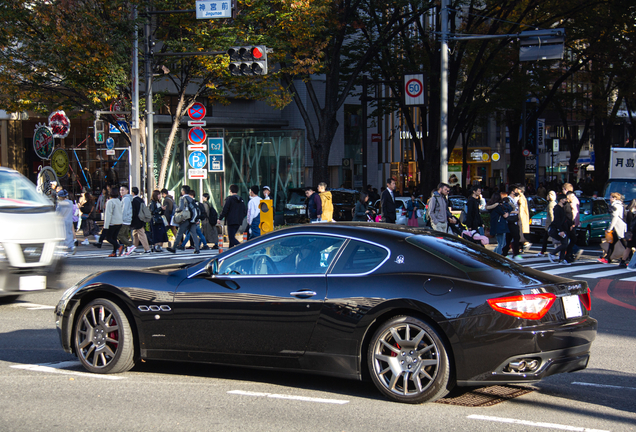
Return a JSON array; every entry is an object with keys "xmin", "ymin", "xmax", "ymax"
[
  {"xmin": 604, "ymin": 181, "xmax": 636, "ymax": 202},
  {"xmin": 287, "ymin": 191, "xmax": 306, "ymax": 207},
  {"xmin": 0, "ymin": 171, "xmax": 52, "ymax": 209}
]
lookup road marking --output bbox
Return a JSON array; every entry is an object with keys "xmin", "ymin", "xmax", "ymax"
[
  {"xmin": 572, "ymin": 381, "xmax": 636, "ymax": 391},
  {"xmin": 542, "ymin": 264, "xmax": 605, "ymax": 275},
  {"xmin": 15, "ymin": 303, "xmax": 55, "ymax": 310},
  {"xmin": 228, "ymin": 390, "xmax": 349, "ymax": 405},
  {"xmin": 467, "ymin": 415, "xmax": 609, "ymax": 432},
  {"xmin": 11, "ymin": 361, "xmax": 125, "ymax": 380},
  {"xmin": 577, "ymin": 268, "xmax": 635, "ymax": 278}
]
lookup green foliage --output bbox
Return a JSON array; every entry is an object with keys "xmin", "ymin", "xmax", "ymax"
[{"xmin": 0, "ymin": 0, "xmax": 140, "ymax": 113}]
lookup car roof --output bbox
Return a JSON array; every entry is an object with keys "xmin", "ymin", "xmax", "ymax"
[{"xmin": 274, "ymin": 221, "xmax": 424, "ymax": 239}]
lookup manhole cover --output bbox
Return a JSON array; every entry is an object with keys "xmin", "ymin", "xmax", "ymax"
[{"xmin": 436, "ymin": 385, "xmax": 533, "ymax": 407}]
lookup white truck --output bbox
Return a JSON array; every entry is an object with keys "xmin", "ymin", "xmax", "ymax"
[{"xmin": 603, "ymin": 148, "xmax": 636, "ymax": 203}]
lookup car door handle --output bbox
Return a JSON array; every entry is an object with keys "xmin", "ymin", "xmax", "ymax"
[{"xmin": 290, "ymin": 290, "xmax": 317, "ymax": 298}]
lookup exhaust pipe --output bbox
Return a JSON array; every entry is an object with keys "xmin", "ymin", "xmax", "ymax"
[{"xmin": 507, "ymin": 358, "xmax": 540, "ymax": 373}]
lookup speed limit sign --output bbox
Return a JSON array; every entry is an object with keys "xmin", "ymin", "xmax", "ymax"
[{"xmin": 404, "ymin": 74, "xmax": 426, "ymax": 106}]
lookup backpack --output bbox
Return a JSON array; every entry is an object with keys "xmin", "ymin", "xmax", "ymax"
[
  {"xmin": 198, "ymin": 202, "xmax": 207, "ymax": 221},
  {"xmin": 208, "ymin": 204, "xmax": 218, "ymax": 226},
  {"xmin": 188, "ymin": 198, "xmax": 200, "ymax": 223},
  {"xmin": 139, "ymin": 201, "xmax": 152, "ymax": 223}
]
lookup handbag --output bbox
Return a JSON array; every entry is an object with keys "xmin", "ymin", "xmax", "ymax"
[
  {"xmin": 605, "ymin": 230, "xmax": 615, "ymax": 244},
  {"xmin": 173, "ymin": 208, "xmax": 191, "ymax": 224},
  {"xmin": 601, "ymin": 239, "xmax": 625, "ymax": 259}
]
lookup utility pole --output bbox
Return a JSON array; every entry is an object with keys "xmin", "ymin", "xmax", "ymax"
[
  {"xmin": 439, "ymin": 0, "xmax": 449, "ymax": 186},
  {"xmin": 144, "ymin": 5, "xmax": 154, "ymax": 201},
  {"xmin": 130, "ymin": 5, "xmax": 141, "ymax": 196}
]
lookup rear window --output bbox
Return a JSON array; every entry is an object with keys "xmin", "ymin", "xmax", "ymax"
[{"xmin": 406, "ymin": 234, "xmax": 516, "ymax": 273}]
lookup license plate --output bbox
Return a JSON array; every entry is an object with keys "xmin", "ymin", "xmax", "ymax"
[
  {"xmin": 299, "ymin": 209, "xmax": 306, "ymax": 214},
  {"xmin": 19, "ymin": 275, "xmax": 46, "ymax": 291},
  {"xmin": 562, "ymin": 295, "xmax": 582, "ymax": 318}
]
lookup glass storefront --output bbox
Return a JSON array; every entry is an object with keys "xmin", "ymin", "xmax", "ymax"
[{"xmin": 153, "ymin": 128, "xmax": 304, "ymax": 216}]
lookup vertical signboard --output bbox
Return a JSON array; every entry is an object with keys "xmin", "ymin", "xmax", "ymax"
[
  {"xmin": 208, "ymin": 137, "xmax": 224, "ymax": 172},
  {"xmin": 404, "ymin": 74, "xmax": 426, "ymax": 106}
]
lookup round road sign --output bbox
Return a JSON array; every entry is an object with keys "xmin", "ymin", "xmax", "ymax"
[
  {"xmin": 188, "ymin": 102, "xmax": 206, "ymax": 121},
  {"xmin": 405, "ymin": 78, "xmax": 423, "ymax": 98},
  {"xmin": 188, "ymin": 127, "xmax": 207, "ymax": 145},
  {"xmin": 522, "ymin": 149, "xmax": 531, "ymax": 157},
  {"xmin": 106, "ymin": 137, "xmax": 115, "ymax": 150},
  {"xmin": 188, "ymin": 151, "xmax": 207, "ymax": 169}
]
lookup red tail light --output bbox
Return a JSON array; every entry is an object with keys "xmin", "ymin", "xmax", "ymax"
[
  {"xmin": 579, "ymin": 288, "xmax": 591, "ymax": 311},
  {"xmin": 488, "ymin": 293, "xmax": 556, "ymax": 320}
]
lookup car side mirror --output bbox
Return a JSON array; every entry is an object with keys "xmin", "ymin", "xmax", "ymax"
[{"xmin": 206, "ymin": 259, "xmax": 219, "ymax": 277}]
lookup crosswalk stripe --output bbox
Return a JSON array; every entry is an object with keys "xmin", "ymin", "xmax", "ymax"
[
  {"xmin": 541, "ymin": 264, "xmax": 607, "ymax": 275},
  {"xmin": 577, "ymin": 268, "xmax": 636, "ymax": 278}
]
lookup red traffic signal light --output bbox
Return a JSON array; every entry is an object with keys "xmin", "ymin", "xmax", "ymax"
[{"xmin": 226, "ymin": 45, "xmax": 268, "ymax": 76}]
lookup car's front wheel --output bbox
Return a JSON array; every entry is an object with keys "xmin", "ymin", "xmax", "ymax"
[
  {"xmin": 368, "ymin": 316, "xmax": 451, "ymax": 403},
  {"xmin": 74, "ymin": 299, "xmax": 135, "ymax": 374}
]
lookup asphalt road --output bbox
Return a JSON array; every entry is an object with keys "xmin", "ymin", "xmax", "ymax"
[{"xmin": 0, "ymin": 250, "xmax": 634, "ymax": 432}]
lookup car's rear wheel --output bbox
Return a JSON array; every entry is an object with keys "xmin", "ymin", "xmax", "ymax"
[
  {"xmin": 74, "ymin": 299, "xmax": 135, "ymax": 374},
  {"xmin": 368, "ymin": 316, "xmax": 451, "ymax": 404}
]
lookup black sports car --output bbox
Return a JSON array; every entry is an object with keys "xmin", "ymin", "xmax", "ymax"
[{"xmin": 55, "ymin": 223, "xmax": 596, "ymax": 404}]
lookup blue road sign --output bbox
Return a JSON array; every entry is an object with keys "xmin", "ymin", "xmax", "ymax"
[
  {"xmin": 208, "ymin": 137, "xmax": 224, "ymax": 172},
  {"xmin": 188, "ymin": 151, "xmax": 207, "ymax": 169},
  {"xmin": 209, "ymin": 155, "xmax": 224, "ymax": 172},
  {"xmin": 105, "ymin": 137, "xmax": 115, "ymax": 150},
  {"xmin": 109, "ymin": 121, "xmax": 130, "ymax": 134}
]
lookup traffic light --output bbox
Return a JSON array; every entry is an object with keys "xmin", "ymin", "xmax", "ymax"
[
  {"xmin": 259, "ymin": 200, "xmax": 274, "ymax": 234},
  {"xmin": 94, "ymin": 120, "xmax": 105, "ymax": 144},
  {"xmin": 227, "ymin": 46, "xmax": 268, "ymax": 76}
]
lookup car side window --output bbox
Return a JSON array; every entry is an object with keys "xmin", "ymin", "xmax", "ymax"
[
  {"xmin": 331, "ymin": 240, "xmax": 388, "ymax": 275},
  {"xmin": 217, "ymin": 235, "xmax": 345, "ymax": 276},
  {"xmin": 594, "ymin": 200, "xmax": 609, "ymax": 215}
]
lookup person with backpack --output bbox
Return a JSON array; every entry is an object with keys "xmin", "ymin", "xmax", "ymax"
[
  {"xmin": 219, "ymin": 184, "xmax": 246, "ymax": 248},
  {"xmin": 202, "ymin": 193, "xmax": 219, "ymax": 249},
  {"xmin": 167, "ymin": 185, "xmax": 201, "ymax": 254},
  {"xmin": 129, "ymin": 186, "xmax": 152, "ymax": 254},
  {"xmin": 599, "ymin": 192, "xmax": 627, "ymax": 264},
  {"xmin": 179, "ymin": 190, "xmax": 210, "ymax": 250}
]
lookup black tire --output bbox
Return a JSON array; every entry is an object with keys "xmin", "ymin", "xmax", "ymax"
[
  {"xmin": 0, "ymin": 295, "xmax": 20, "ymax": 304},
  {"xmin": 367, "ymin": 316, "xmax": 451, "ymax": 404},
  {"xmin": 584, "ymin": 226, "xmax": 592, "ymax": 246},
  {"xmin": 74, "ymin": 299, "xmax": 135, "ymax": 374}
]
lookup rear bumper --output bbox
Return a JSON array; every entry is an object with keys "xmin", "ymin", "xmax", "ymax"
[
  {"xmin": 0, "ymin": 258, "xmax": 65, "ymax": 297},
  {"xmin": 457, "ymin": 343, "xmax": 592, "ymax": 386},
  {"xmin": 455, "ymin": 316, "xmax": 597, "ymax": 386}
]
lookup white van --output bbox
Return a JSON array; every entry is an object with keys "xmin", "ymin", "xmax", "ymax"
[{"xmin": 0, "ymin": 167, "xmax": 65, "ymax": 302}]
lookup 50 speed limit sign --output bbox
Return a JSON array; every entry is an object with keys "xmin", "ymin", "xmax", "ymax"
[{"xmin": 404, "ymin": 74, "xmax": 426, "ymax": 106}]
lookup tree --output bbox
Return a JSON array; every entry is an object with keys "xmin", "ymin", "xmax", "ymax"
[
  {"xmin": 259, "ymin": 0, "xmax": 433, "ymax": 184},
  {"xmin": 0, "ymin": 0, "xmax": 139, "ymax": 131}
]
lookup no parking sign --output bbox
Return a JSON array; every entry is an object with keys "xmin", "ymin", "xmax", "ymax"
[{"xmin": 404, "ymin": 74, "xmax": 426, "ymax": 106}]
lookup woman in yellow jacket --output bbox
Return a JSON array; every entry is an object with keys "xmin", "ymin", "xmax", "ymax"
[{"xmin": 318, "ymin": 182, "xmax": 334, "ymax": 222}]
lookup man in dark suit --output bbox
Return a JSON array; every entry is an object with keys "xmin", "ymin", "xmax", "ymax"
[{"xmin": 380, "ymin": 178, "xmax": 397, "ymax": 223}]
